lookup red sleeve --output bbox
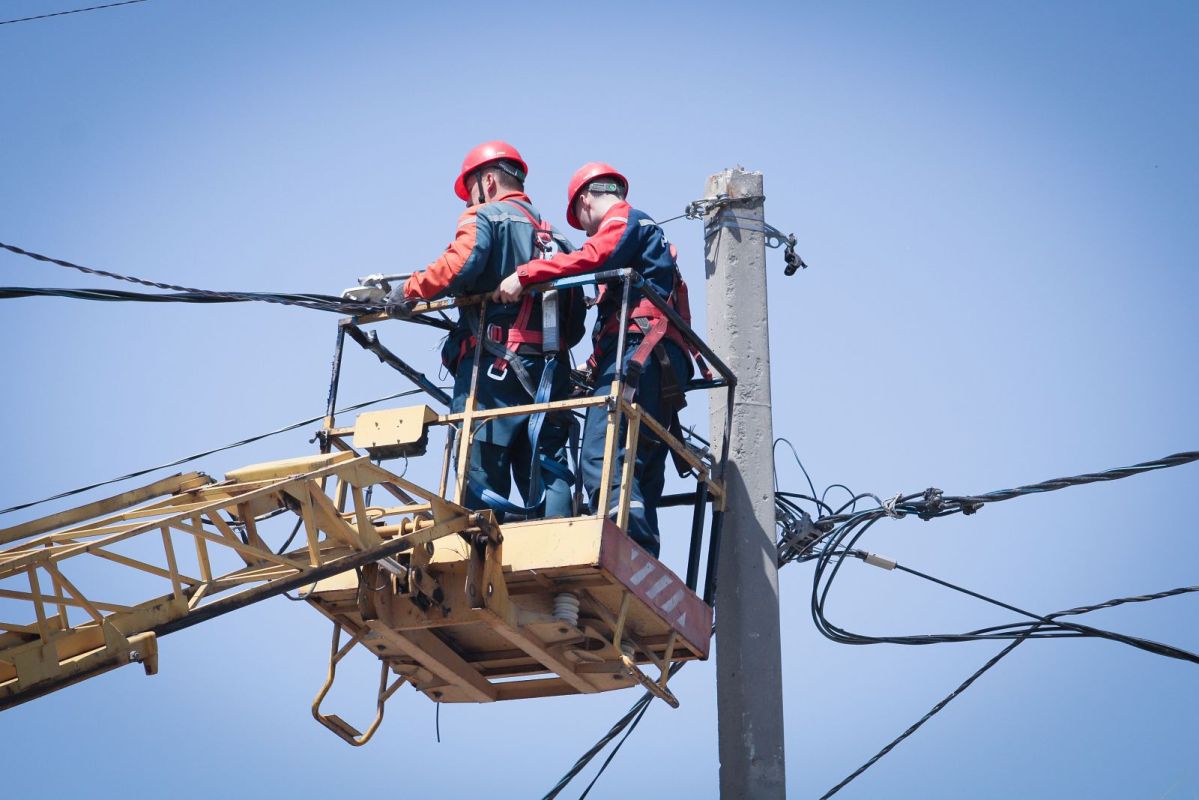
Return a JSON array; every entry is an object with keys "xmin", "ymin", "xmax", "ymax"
[
  {"xmin": 515, "ymin": 208, "xmax": 629, "ymax": 286},
  {"xmin": 403, "ymin": 207, "xmax": 480, "ymax": 300}
]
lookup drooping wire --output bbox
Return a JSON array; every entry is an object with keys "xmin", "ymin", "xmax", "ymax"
[
  {"xmin": 541, "ymin": 662, "xmax": 686, "ymax": 799},
  {"xmin": 773, "ymin": 437, "xmax": 818, "ymax": 501},
  {"xmin": 0, "ymin": 0, "xmax": 149, "ymax": 26},
  {"xmin": 0, "ymin": 387, "xmax": 429, "ymax": 516},
  {"xmin": 790, "ymin": 449, "xmax": 1199, "ymax": 796},
  {"xmin": 820, "ymin": 631, "xmax": 1035, "ymax": 799},
  {"xmin": 818, "ymin": 580, "xmax": 1198, "ymax": 797},
  {"xmin": 545, "ymin": 447, "xmax": 1199, "ymax": 797},
  {"xmin": 577, "ymin": 701, "xmax": 653, "ymax": 799}
]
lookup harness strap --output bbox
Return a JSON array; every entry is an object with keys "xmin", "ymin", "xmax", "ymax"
[
  {"xmin": 589, "ymin": 269, "xmax": 714, "ymax": 383},
  {"xmin": 469, "ymin": 356, "xmax": 572, "ymax": 516},
  {"xmin": 488, "ymin": 200, "xmax": 556, "ymax": 378}
]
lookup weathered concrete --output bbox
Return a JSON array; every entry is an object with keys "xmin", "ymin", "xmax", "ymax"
[{"xmin": 706, "ymin": 168, "xmax": 787, "ymax": 798}]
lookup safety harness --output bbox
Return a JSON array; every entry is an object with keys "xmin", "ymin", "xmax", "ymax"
[
  {"xmin": 465, "ymin": 200, "xmax": 575, "ymax": 517},
  {"xmin": 589, "ymin": 264, "xmax": 713, "ymax": 391},
  {"xmin": 588, "ymin": 264, "xmax": 713, "ymax": 476}
]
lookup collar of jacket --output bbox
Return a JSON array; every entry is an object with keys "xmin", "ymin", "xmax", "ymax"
[
  {"xmin": 596, "ymin": 199, "xmax": 632, "ymax": 230},
  {"xmin": 470, "ymin": 190, "xmax": 531, "ymax": 209}
]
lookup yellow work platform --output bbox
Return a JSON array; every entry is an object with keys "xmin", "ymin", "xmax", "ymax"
[{"xmin": 306, "ymin": 515, "xmax": 711, "ymax": 708}]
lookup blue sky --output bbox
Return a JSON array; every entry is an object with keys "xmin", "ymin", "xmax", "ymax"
[{"xmin": 2, "ymin": 1, "xmax": 1197, "ymax": 798}]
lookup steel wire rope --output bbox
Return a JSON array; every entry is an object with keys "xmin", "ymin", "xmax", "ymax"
[{"xmin": 0, "ymin": 0, "xmax": 149, "ymax": 26}]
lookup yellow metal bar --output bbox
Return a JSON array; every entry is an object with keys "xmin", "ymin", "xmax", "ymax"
[
  {"xmin": 43, "ymin": 564, "xmax": 106, "ymax": 625},
  {"xmin": 437, "ymin": 394, "xmax": 606, "ymax": 425},
  {"xmin": 595, "ymin": 385, "xmax": 623, "ymax": 522},
  {"xmin": 27, "ymin": 567, "xmax": 50, "ymax": 641},
  {"xmin": 160, "ymin": 527, "xmax": 185, "ymax": 603},
  {"xmin": 0, "ymin": 472, "xmax": 212, "ymax": 547},
  {"xmin": 615, "ymin": 409, "xmax": 642, "ymax": 532}
]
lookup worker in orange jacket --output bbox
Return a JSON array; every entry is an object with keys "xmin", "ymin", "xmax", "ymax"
[{"xmin": 397, "ymin": 142, "xmax": 584, "ymax": 519}]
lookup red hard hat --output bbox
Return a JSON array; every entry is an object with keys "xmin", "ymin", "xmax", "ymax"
[
  {"xmin": 566, "ymin": 162, "xmax": 628, "ymax": 230},
  {"xmin": 454, "ymin": 140, "xmax": 528, "ymax": 202}
]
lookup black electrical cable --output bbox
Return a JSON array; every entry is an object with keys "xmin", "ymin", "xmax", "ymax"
[
  {"xmin": 0, "ymin": 387, "xmax": 427, "ymax": 516},
  {"xmin": 0, "ymin": 0, "xmax": 149, "ymax": 26},
  {"xmin": 541, "ymin": 694, "xmax": 655, "ymax": 799},
  {"xmin": 0, "ymin": 241, "xmax": 386, "ymax": 315},
  {"xmin": 543, "ymin": 446, "xmax": 1199, "ymax": 797},
  {"xmin": 820, "ymin": 631, "xmax": 1036, "ymax": 799},
  {"xmin": 2, "ymin": 285, "xmax": 347, "ymax": 308},
  {"xmin": 818, "ymin": 579, "xmax": 1198, "ymax": 797},
  {"xmin": 542, "ymin": 662, "xmax": 686, "ymax": 799},
  {"xmin": 774, "ymin": 437, "xmax": 818, "ymax": 502},
  {"xmin": 276, "ymin": 518, "xmax": 305, "ymax": 557},
  {"xmin": 577, "ymin": 701, "xmax": 653, "ymax": 799}
]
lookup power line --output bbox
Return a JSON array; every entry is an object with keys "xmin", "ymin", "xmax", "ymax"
[
  {"xmin": 818, "ymin": 581, "xmax": 1198, "ymax": 797},
  {"xmin": 781, "ymin": 449, "xmax": 1199, "ymax": 796},
  {"xmin": 0, "ymin": 0, "xmax": 150, "ymax": 26},
  {"xmin": 0, "ymin": 241, "xmax": 383, "ymax": 315},
  {"xmin": 542, "ymin": 662, "xmax": 686, "ymax": 799},
  {"xmin": 545, "ymin": 448, "xmax": 1199, "ymax": 796},
  {"xmin": 0, "ymin": 387, "xmax": 428, "ymax": 517},
  {"xmin": 780, "ymin": 450, "xmax": 1199, "ymax": 566},
  {"xmin": 1, "ymin": 285, "xmax": 361, "ymax": 310},
  {"xmin": 820, "ymin": 632, "xmax": 1034, "ymax": 799}
]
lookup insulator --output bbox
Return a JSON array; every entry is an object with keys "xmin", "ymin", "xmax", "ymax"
[{"xmin": 552, "ymin": 592, "xmax": 580, "ymax": 627}]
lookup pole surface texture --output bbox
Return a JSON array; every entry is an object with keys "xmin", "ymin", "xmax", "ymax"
[{"xmin": 706, "ymin": 168, "xmax": 787, "ymax": 797}]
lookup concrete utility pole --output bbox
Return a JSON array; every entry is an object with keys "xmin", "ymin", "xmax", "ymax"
[{"xmin": 705, "ymin": 168, "xmax": 787, "ymax": 798}]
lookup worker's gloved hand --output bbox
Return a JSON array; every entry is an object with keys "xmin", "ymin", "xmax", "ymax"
[{"xmin": 383, "ymin": 284, "xmax": 417, "ymax": 318}]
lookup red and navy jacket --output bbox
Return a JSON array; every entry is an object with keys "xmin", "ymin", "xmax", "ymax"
[
  {"xmin": 403, "ymin": 191, "xmax": 581, "ymax": 369},
  {"xmin": 515, "ymin": 201, "xmax": 687, "ymax": 352},
  {"xmin": 515, "ymin": 201, "xmax": 676, "ymax": 301}
]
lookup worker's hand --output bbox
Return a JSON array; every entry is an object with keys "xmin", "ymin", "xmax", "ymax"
[
  {"xmin": 492, "ymin": 272, "xmax": 525, "ymax": 304},
  {"xmin": 383, "ymin": 284, "xmax": 418, "ymax": 317}
]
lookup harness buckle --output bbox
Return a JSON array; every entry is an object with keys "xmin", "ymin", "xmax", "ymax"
[
  {"xmin": 487, "ymin": 323, "xmax": 504, "ymax": 342},
  {"xmin": 487, "ymin": 361, "xmax": 509, "ymax": 381}
]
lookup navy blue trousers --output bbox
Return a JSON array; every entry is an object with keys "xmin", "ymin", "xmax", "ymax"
[
  {"xmin": 451, "ymin": 352, "xmax": 573, "ymax": 520},
  {"xmin": 580, "ymin": 340, "xmax": 689, "ymax": 557}
]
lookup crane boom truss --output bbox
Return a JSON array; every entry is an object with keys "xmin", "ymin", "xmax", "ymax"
[{"xmin": 0, "ymin": 450, "xmax": 484, "ymax": 711}]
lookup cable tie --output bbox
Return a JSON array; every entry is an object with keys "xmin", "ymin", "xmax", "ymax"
[{"xmin": 882, "ymin": 492, "xmax": 904, "ymax": 518}]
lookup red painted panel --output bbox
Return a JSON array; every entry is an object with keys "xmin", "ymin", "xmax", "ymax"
[{"xmin": 598, "ymin": 520, "xmax": 713, "ymax": 658}]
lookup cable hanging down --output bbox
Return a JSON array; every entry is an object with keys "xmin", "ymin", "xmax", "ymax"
[
  {"xmin": 549, "ymin": 446, "xmax": 1199, "ymax": 798},
  {"xmin": 779, "ymin": 447, "xmax": 1199, "ymax": 798}
]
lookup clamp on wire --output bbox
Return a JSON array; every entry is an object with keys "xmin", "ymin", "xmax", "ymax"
[
  {"xmin": 683, "ymin": 193, "xmax": 767, "ymax": 221},
  {"xmin": 881, "ymin": 492, "xmax": 905, "ymax": 518},
  {"xmin": 689, "ymin": 194, "xmax": 808, "ymax": 277},
  {"xmin": 341, "ymin": 272, "xmax": 414, "ymax": 304}
]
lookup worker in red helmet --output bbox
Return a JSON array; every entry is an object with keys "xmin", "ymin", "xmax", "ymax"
[
  {"xmin": 394, "ymin": 141, "xmax": 585, "ymax": 520},
  {"xmin": 493, "ymin": 163, "xmax": 709, "ymax": 556}
]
